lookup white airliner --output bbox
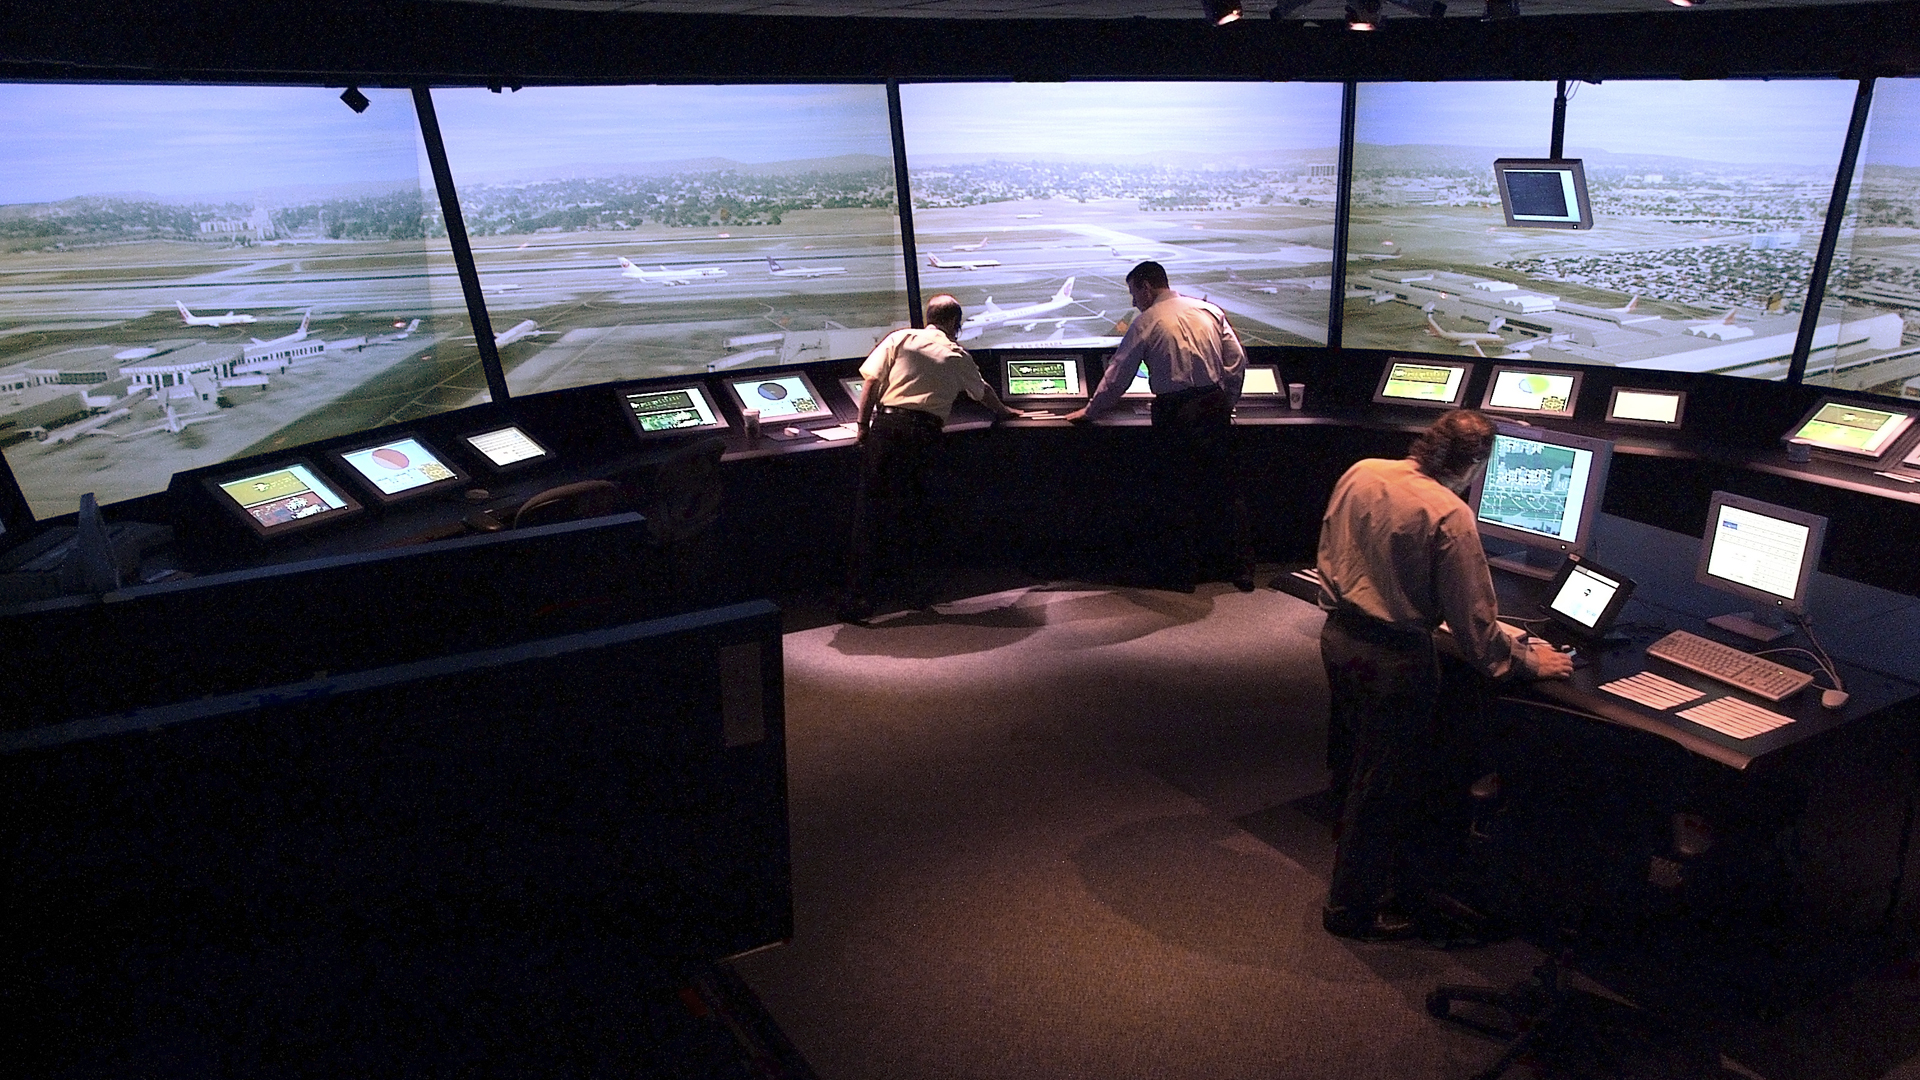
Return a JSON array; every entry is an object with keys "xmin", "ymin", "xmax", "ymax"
[
  {"xmin": 176, "ymin": 302, "xmax": 256, "ymax": 327},
  {"xmin": 1423, "ymin": 309, "xmax": 1508, "ymax": 347},
  {"xmin": 96, "ymin": 404, "xmax": 222, "ymax": 439},
  {"xmin": 926, "ymin": 253, "xmax": 1002, "ymax": 271},
  {"xmin": 493, "ymin": 319, "xmax": 544, "ymax": 347},
  {"xmin": 959, "ymin": 278, "xmax": 1080, "ymax": 338},
  {"xmin": 1226, "ymin": 268, "xmax": 1310, "ymax": 294},
  {"xmin": 618, "ymin": 257, "xmax": 728, "ymax": 285},
  {"xmin": 766, "ymin": 256, "xmax": 846, "ymax": 278},
  {"xmin": 249, "ymin": 310, "xmax": 310, "ymax": 347},
  {"xmin": 953, "ymin": 237, "xmax": 990, "ymax": 252}
]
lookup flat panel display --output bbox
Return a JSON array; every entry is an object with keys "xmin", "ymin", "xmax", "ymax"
[
  {"xmin": 1004, "ymin": 358, "xmax": 1084, "ymax": 400},
  {"xmin": 1123, "ymin": 360, "xmax": 1152, "ymax": 398},
  {"xmin": 1481, "ymin": 365, "xmax": 1582, "ymax": 418},
  {"xmin": 620, "ymin": 384, "xmax": 727, "ymax": 436},
  {"xmin": 462, "ymin": 424, "xmax": 552, "ymax": 471},
  {"xmin": 1784, "ymin": 398, "xmax": 1915, "ymax": 459},
  {"xmin": 841, "ymin": 375, "xmax": 867, "ymax": 407},
  {"xmin": 900, "ymin": 82, "xmax": 1342, "ymax": 350},
  {"xmin": 725, "ymin": 371, "xmax": 834, "ymax": 423},
  {"xmin": 1373, "ymin": 359, "xmax": 1473, "ymax": 408},
  {"xmin": 1544, "ymin": 552, "xmax": 1636, "ymax": 640},
  {"xmin": 1493, "ymin": 159, "xmax": 1593, "ymax": 229},
  {"xmin": 207, "ymin": 460, "xmax": 362, "ymax": 539},
  {"xmin": 1606, "ymin": 387, "xmax": 1687, "ymax": 427},
  {"xmin": 1242, "ymin": 365, "xmax": 1282, "ymax": 396},
  {"xmin": 331, "ymin": 434, "xmax": 468, "ymax": 504},
  {"xmin": 1469, "ymin": 424, "xmax": 1614, "ymax": 576},
  {"xmin": 1808, "ymin": 78, "xmax": 1920, "ymax": 399},
  {"xmin": 1694, "ymin": 491, "xmax": 1827, "ymax": 629},
  {"xmin": 0, "ymin": 84, "xmax": 475, "ymax": 520},
  {"xmin": 432, "ymin": 85, "xmax": 908, "ymax": 395},
  {"xmin": 1345, "ymin": 81, "xmax": 1856, "ymax": 383}
]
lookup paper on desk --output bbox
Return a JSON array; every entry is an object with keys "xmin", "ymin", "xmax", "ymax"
[{"xmin": 814, "ymin": 423, "xmax": 861, "ymax": 442}]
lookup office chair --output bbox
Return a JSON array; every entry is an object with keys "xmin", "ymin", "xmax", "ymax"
[{"xmin": 512, "ymin": 479, "xmax": 627, "ymax": 529}]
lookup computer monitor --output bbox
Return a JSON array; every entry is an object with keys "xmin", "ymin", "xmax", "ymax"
[
  {"xmin": 725, "ymin": 371, "xmax": 834, "ymax": 424},
  {"xmin": 1468, "ymin": 424, "xmax": 1614, "ymax": 579},
  {"xmin": 1693, "ymin": 490, "xmax": 1827, "ymax": 643},
  {"xmin": 1492, "ymin": 158, "xmax": 1594, "ymax": 230},
  {"xmin": 1481, "ymin": 365, "xmax": 1582, "ymax": 419},
  {"xmin": 1606, "ymin": 386, "xmax": 1687, "ymax": 428},
  {"xmin": 1542, "ymin": 552, "xmax": 1636, "ymax": 645},
  {"xmin": 1122, "ymin": 360, "xmax": 1153, "ymax": 398},
  {"xmin": 1783, "ymin": 398, "xmax": 1916, "ymax": 461},
  {"xmin": 1242, "ymin": 365, "xmax": 1283, "ymax": 397},
  {"xmin": 329, "ymin": 433, "xmax": 469, "ymax": 505},
  {"xmin": 1372, "ymin": 358, "xmax": 1473, "ymax": 410},
  {"xmin": 841, "ymin": 375, "xmax": 868, "ymax": 407},
  {"xmin": 461, "ymin": 424, "xmax": 554, "ymax": 474},
  {"xmin": 1003, "ymin": 357, "xmax": 1085, "ymax": 400},
  {"xmin": 204, "ymin": 459, "xmax": 362, "ymax": 540},
  {"xmin": 619, "ymin": 383, "xmax": 728, "ymax": 438}
]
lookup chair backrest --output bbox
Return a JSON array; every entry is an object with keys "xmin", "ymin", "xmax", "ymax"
[
  {"xmin": 644, "ymin": 436, "xmax": 726, "ymax": 546},
  {"xmin": 512, "ymin": 479, "xmax": 626, "ymax": 529}
]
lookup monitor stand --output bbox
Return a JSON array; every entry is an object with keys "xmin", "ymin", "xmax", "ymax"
[
  {"xmin": 1487, "ymin": 547, "xmax": 1564, "ymax": 581},
  {"xmin": 1706, "ymin": 609, "xmax": 1792, "ymax": 643}
]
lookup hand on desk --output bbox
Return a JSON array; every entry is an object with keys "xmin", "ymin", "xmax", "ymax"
[{"xmin": 1526, "ymin": 641, "xmax": 1576, "ymax": 680}]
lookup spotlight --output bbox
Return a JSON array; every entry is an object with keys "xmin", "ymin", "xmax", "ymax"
[
  {"xmin": 339, "ymin": 86, "xmax": 370, "ymax": 114},
  {"xmin": 1346, "ymin": 0, "xmax": 1381, "ymax": 29},
  {"xmin": 1202, "ymin": 0, "xmax": 1244, "ymax": 23},
  {"xmin": 1668, "ymin": 0, "xmax": 1700, "ymax": 5},
  {"xmin": 1484, "ymin": 0, "xmax": 1518, "ymax": 17}
]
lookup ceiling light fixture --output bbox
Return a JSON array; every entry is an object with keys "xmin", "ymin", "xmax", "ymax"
[
  {"xmin": 1346, "ymin": 0, "xmax": 1382, "ymax": 29},
  {"xmin": 1202, "ymin": 0, "xmax": 1245, "ymax": 23}
]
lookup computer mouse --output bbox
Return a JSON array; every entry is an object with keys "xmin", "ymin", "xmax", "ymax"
[{"xmin": 1821, "ymin": 688, "xmax": 1850, "ymax": 709}]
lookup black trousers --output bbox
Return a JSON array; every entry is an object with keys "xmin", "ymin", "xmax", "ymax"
[
  {"xmin": 846, "ymin": 407, "xmax": 942, "ymax": 603},
  {"xmin": 1149, "ymin": 385, "xmax": 1254, "ymax": 583}
]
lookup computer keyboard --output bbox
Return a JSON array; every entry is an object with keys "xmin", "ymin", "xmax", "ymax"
[
  {"xmin": 1644, "ymin": 629, "xmax": 1813, "ymax": 702},
  {"xmin": 1678, "ymin": 696, "xmax": 1795, "ymax": 740}
]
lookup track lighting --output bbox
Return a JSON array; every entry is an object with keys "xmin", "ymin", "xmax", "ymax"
[
  {"xmin": 1346, "ymin": 0, "xmax": 1382, "ymax": 29},
  {"xmin": 1202, "ymin": 0, "xmax": 1244, "ymax": 23}
]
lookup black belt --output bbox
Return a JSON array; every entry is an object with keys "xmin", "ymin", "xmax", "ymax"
[
  {"xmin": 1325, "ymin": 607, "xmax": 1433, "ymax": 650},
  {"xmin": 873, "ymin": 405, "xmax": 943, "ymax": 429},
  {"xmin": 1153, "ymin": 384, "xmax": 1220, "ymax": 406}
]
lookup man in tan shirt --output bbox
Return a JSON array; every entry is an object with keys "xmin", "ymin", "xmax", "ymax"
[
  {"xmin": 1316, "ymin": 409, "xmax": 1572, "ymax": 941},
  {"xmin": 842, "ymin": 294, "xmax": 1022, "ymax": 621}
]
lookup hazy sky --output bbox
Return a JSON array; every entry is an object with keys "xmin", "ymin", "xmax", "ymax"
[
  {"xmin": 433, "ymin": 85, "xmax": 892, "ymax": 177},
  {"xmin": 1358, "ymin": 80, "xmax": 1858, "ymax": 169},
  {"xmin": 0, "ymin": 85, "xmax": 427, "ymax": 205},
  {"xmin": 899, "ymin": 82, "xmax": 1344, "ymax": 159},
  {"xmin": 1863, "ymin": 77, "xmax": 1920, "ymax": 167}
]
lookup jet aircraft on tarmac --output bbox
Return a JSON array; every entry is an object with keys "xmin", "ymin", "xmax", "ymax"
[
  {"xmin": 926, "ymin": 253, "xmax": 1002, "ymax": 271},
  {"xmin": 765, "ymin": 256, "xmax": 846, "ymax": 278},
  {"xmin": 176, "ymin": 302, "xmax": 256, "ymax": 327},
  {"xmin": 619, "ymin": 258, "xmax": 729, "ymax": 285}
]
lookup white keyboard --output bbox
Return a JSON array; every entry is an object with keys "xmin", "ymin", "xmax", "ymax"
[
  {"xmin": 1600, "ymin": 671, "xmax": 1705, "ymax": 711},
  {"xmin": 1678, "ymin": 696, "xmax": 1796, "ymax": 740},
  {"xmin": 1644, "ymin": 630, "xmax": 1814, "ymax": 702}
]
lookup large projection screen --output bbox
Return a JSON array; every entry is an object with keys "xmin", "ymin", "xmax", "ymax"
[
  {"xmin": 0, "ymin": 84, "xmax": 475, "ymax": 520},
  {"xmin": 431, "ymin": 85, "xmax": 909, "ymax": 397},
  {"xmin": 1344, "ymin": 80, "xmax": 1856, "ymax": 384},
  {"xmin": 899, "ymin": 82, "xmax": 1343, "ymax": 350}
]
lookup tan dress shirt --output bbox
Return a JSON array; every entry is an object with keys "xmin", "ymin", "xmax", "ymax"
[{"xmin": 860, "ymin": 326, "xmax": 991, "ymax": 423}]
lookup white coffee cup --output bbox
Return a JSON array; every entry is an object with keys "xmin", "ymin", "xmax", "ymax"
[{"xmin": 1287, "ymin": 383, "xmax": 1306, "ymax": 410}]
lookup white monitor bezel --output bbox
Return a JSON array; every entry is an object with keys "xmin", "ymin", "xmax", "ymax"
[
  {"xmin": 1480, "ymin": 364, "xmax": 1583, "ymax": 419},
  {"xmin": 1372, "ymin": 358, "xmax": 1474, "ymax": 410}
]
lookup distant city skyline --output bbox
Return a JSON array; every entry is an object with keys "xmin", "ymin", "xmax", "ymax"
[
  {"xmin": 0, "ymin": 85, "xmax": 428, "ymax": 206},
  {"xmin": 1359, "ymin": 80, "xmax": 1857, "ymax": 170},
  {"xmin": 433, "ymin": 85, "xmax": 893, "ymax": 179},
  {"xmin": 899, "ymin": 82, "xmax": 1344, "ymax": 160}
]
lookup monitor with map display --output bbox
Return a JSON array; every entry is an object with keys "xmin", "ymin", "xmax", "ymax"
[
  {"xmin": 1482, "ymin": 365, "xmax": 1582, "ymax": 419},
  {"xmin": 725, "ymin": 371, "xmax": 835, "ymax": 424},
  {"xmin": 205, "ymin": 460, "xmax": 362, "ymax": 539},
  {"xmin": 1468, "ymin": 424, "xmax": 1614, "ymax": 578},
  {"xmin": 330, "ymin": 434, "xmax": 469, "ymax": 505},
  {"xmin": 1373, "ymin": 359, "xmax": 1473, "ymax": 409},
  {"xmin": 1784, "ymin": 398, "xmax": 1916, "ymax": 460},
  {"xmin": 1003, "ymin": 357, "xmax": 1084, "ymax": 400},
  {"xmin": 619, "ymin": 384, "xmax": 728, "ymax": 438}
]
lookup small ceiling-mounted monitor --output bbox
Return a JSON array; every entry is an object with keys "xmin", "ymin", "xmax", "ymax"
[
  {"xmin": 1003, "ymin": 356, "xmax": 1085, "ymax": 401},
  {"xmin": 619, "ymin": 383, "xmax": 728, "ymax": 438},
  {"xmin": 1783, "ymin": 397, "xmax": 1916, "ymax": 462},
  {"xmin": 205, "ymin": 460, "xmax": 362, "ymax": 540},
  {"xmin": 1606, "ymin": 387, "xmax": 1687, "ymax": 429},
  {"xmin": 330, "ymin": 433, "xmax": 469, "ymax": 505},
  {"xmin": 1493, "ymin": 158, "xmax": 1594, "ymax": 230},
  {"xmin": 1373, "ymin": 358, "xmax": 1473, "ymax": 409},
  {"xmin": 1482, "ymin": 365, "xmax": 1582, "ymax": 419},
  {"xmin": 725, "ymin": 371, "xmax": 834, "ymax": 424}
]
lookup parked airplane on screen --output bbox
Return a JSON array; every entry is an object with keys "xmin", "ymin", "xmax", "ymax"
[
  {"xmin": 1423, "ymin": 309, "xmax": 1507, "ymax": 347},
  {"xmin": 618, "ymin": 257, "xmax": 728, "ymax": 285},
  {"xmin": 249, "ymin": 310, "xmax": 310, "ymax": 348},
  {"xmin": 98, "ymin": 403, "xmax": 222, "ymax": 439},
  {"xmin": 959, "ymin": 278, "xmax": 1078, "ymax": 338},
  {"xmin": 926, "ymin": 253, "xmax": 1002, "ymax": 271},
  {"xmin": 493, "ymin": 319, "xmax": 544, "ymax": 347},
  {"xmin": 766, "ymin": 256, "xmax": 846, "ymax": 278},
  {"xmin": 176, "ymin": 302, "xmax": 256, "ymax": 327},
  {"xmin": 953, "ymin": 238, "xmax": 990, "ymax": 252}
]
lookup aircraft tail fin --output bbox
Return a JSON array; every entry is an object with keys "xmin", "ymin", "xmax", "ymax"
[
  {"xmin": 766, "ymin": 256, "xmax": 782, "ymax": 272},
  {"xmin": 1056, "ymin": 277, "xmax": 1075, "ymax": 300},
  {"xmin": 619, "ymin": 257, "xmax": 637, "ymax": 271},
  {"xmin": 176, "ymin": 302, "xmax": 195, "ymax": 322}
]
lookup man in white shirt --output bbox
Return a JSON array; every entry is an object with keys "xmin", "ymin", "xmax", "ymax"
[
  {"xmin": 842, "ymin": 294, "xmax": 1023, "ymax": 622},
  {"xmin": 1066, "ymin": 261, "xmax": 1255, "ymax": 591}
]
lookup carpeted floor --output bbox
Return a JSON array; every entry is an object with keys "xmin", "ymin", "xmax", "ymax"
[{"xmin": 736, "ymin": 576, "xmax": 1920, "ymax": 1080}]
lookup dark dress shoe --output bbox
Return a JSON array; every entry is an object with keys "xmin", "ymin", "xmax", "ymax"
[
  {"xmin": 1322, "ymin": 906, "xmax": 1419, "ymax": 942},
  {"xmin": 836, "ymin": 596, "xmax": 874, "ymax": 623}
]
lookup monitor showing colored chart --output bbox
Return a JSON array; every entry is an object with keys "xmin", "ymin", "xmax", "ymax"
[
  {"xmin": 208, "ymin": 460, "xmax": 362, "ymax": 538},
  {"xmin": 1373, "ymin": 359, "xmax": 1473, "ymax": 409},
  {"xmin": 1482, "ymin": 366, "xmax": 1581, "ymax": 418},
  {"xmin": 1784, "ymin": 398, "xmax": 1915, "ymax": 460},
  {"xmin": 1004, "ymin": 357, "xmax": 1084, "ymax": 399},
  {"xmin": 333, "ymin": 434, "xmax": 468, "ymax": 503},
  {"xmin": 620, "ymin": 384, "xmax": 728, "ymax": 437},
  {"xmin": 725, "ymin": 372, "xmax": 834, "ymax": 423}
]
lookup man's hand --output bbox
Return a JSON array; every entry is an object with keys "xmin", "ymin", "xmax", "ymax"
[
  {"xmin": 996, "ymin": 408, "xmax": 1027, "ymax": 423},
  {"xmin": 1527, "ymin": 641, "xmax": 1575, "ymax": 680},
  {"xmin": 1062, "ymin": 408, "xmax": 1089, "ymax": 423}
]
